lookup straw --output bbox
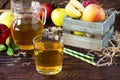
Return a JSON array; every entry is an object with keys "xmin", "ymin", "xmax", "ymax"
[
  {"xmin": 63, "ymin": 48, "xmax": 96, "ymax": 66},
  {"xmin": 64, "ymin": 48, "xmax": 94, "ymax": 60}
]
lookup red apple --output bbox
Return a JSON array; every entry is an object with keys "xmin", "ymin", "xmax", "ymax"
[
  {"xmin": 82, "ymin": 4, "xmax": 106, "ymax": 22},
  {"xmin": 82, "ymin": 0, "xmax": 100, "ymax": 7},
  {"xmin": 0, "ymin": 24, "xmax": 11, "ymax": 44},
  {"xmin": 39, "ymin": 3, "xmax": 53, "ymax": 20}
]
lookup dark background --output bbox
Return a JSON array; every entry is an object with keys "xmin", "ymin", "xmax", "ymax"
[
  {"xmin": 0, "ymin": 0, "xmax": 120, "ymax": 10},
  {"xmin": 0, "ymin": 0, "xmax": 120, "ymax": 31}
]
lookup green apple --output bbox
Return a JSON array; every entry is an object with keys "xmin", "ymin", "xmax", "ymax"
[
  {"xmin": 51, "ymin": 8, "xmax": 66, "ymax": 27},
  {"xmin": 0, "ymin": 11, "xmax": 14, "ymax": 28},
  {"xmin": 73, "ymin": 31, "xmax": 85, "ymax": 36},
  {"xmin": 65, "ymin": 0, "xmax": 84, "ymax": 18}
]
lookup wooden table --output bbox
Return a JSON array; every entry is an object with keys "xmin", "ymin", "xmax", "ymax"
[{"xmin": 1, "ymin": 45, "xmax": 120, "ymax": 80}]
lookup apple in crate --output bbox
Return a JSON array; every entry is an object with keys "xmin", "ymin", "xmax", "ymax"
[
  {"xmin": 0, "ymin": 24, "xmax": 11, "ymax": 44},
  {"xmin": 39, "ymin": 3, "xmax": 53, "ymax": 20},
  {"xmin": 82, "ymin": 4, "xmax": 106, "ymax": 22},
  {"xmin": 51, "ymin": 8, "xmax": 66, "ymax": 27},
  {"xmin": 82, "ymin": 0, "xmax": 100, "ymax": 7},
  {"xmin": 65, "ymin": 0, "xmax": 84, "ymax": 18}
]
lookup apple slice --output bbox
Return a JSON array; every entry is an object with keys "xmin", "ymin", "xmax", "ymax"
[
  {"xmin": 69, "ymin": 0, "xmax": 85, "ymax": 12},
  {"xmin": 65, "ymin": 3, "xmax": 82, "ymax": 18}
]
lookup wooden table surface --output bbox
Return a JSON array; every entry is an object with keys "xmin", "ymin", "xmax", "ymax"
[{"xmin": 0, "ymin": 47, "xmax": 120, "ymax": 80}]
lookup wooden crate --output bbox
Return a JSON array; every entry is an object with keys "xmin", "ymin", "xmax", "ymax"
[{"xmin": 63, "ymin": 10, "xmax": 116, "ymax": 51}]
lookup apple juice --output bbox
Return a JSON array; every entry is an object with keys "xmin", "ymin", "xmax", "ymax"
[
  {"xmin": 34, "ymin": 41, "xmax": 63, "ymax": 75},
  {"xmin": 11, "ymin": 14, "xmax": 43, "ymax": 50}
]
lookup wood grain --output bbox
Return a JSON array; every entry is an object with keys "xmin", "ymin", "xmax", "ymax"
[{"xmin": 1, "ymin": 51, "xmax": 120, "ymax": 80}]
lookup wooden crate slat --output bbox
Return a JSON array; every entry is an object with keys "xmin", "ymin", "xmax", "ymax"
[
  {"xmin": 63, "ymin": 26, "xmax": 114, "ymax": 51},
  {"xmin": 102, "ymin": 26, "xmax": 114, "ymax": 47},
  {"xmin": 102, "ymin": 11, "xmax": 115, "ymax": 35},
  {"xmin": 63, "ymin": 16, "xmax": 102, "ymax": 35},
  {"xmin": 63, "ymin": 33, "xmax": 101, "ymax": 50}
]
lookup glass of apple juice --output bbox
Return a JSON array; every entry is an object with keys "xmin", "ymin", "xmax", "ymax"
[{"xmin": 33, "ymin": 34, "xmax": 63, "ymax": 75}]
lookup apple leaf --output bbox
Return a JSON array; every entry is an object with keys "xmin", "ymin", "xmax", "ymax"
[
  {"xmin": 12, "ymin": 44, "xmax": 20, "ymax": 51},
  {"xmin": 5, "ymin": 37, "xmax": 10, "ymax": 46},
  {"xmin": 0, "ymin": 44, "xmax": 7, "ymax": 51},
  {"xmin": 7, "ymin": 47, "xmax": 14, "ymax": 56}
]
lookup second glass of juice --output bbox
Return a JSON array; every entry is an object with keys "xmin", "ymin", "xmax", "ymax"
[{"xmin": 33, "ymin": 35, "xmax": 63, "ymax": 75}]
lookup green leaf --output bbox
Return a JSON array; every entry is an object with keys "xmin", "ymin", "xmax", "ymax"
[
  {"xmin": 7, "ymin": 47, "xmax": 14, "ymax": 56},
  {"xmin": 5, "ymin": 37, "xmax": 10, "ymax": 46},
  {"xmin": 12, "ymin": 44, "xmax": 20, "ymax": 51},
  {"xmin": 0, "ymin": 44, "xmax": 7, "ymax": 51}
]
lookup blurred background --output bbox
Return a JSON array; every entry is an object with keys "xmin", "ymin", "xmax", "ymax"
[
  {"xmin": 0, "ymin": 0, "xmax": 120, "ymax": 10},
  {"xmin": 0, "ymin": 0, "xmax": 120, "ymax": 30}
]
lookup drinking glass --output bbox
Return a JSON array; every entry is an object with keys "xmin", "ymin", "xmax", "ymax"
[{"xmin": 33, "ymin": 34, "xmax": 63, "ymax": 75}]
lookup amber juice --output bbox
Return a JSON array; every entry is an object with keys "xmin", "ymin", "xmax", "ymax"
[
  {"xmin": 11, "ymin": 14, "xmax": 43, "ymax": 50},
  {"xmin": 34, "ymin": 41, "xmax": 63, "ymax": 75}
]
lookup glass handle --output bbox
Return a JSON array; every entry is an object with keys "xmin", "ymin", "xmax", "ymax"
[{"xmin": 41, "ymin": 6, "xmax": 47, "ymax": 25}]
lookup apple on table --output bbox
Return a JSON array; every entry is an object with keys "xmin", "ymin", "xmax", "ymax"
[
  {"xmin": 0, "ymin": 11, "xmax": 14, "ymax": 28},
  {"xmin": 39, "ymin": 3, "xmax": 53, "ymax": 20},
  {"xmin": 0, "ymin": 24, "xmax": 11, "ymax": 44},
  {"xmin": 51, "ymin": 8, "xmax": 66, "ymax": 27}
]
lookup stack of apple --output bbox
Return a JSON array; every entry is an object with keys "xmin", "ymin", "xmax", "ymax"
[
  {"xmin": 65, "ymin": 0, "xmax": 106, "ymax": 22},
  {"xmin": 0, "ymin": 12, "xmax": 14, "ymax": 45},
  {"xmin": 39, "ymin": 2, "xmax": 67, "ymax": 27},
  {"xmin": 63, "ymin": 0, "xmax": 106, "ymax": 36},
  {"xmin": 50, "ymin": 0, "xmax": 106, "ymax": 28}
]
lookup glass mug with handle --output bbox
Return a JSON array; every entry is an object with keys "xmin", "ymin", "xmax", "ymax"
[{"xmin": 11, "ymin": 0, "xmax": 46, "ymax": 50}]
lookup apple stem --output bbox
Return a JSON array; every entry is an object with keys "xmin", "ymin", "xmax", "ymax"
[
  {"xmin": 57, "ymin": 1, "xmax": 68, "ymax": 8},
  {"xmin": 50, "ymin": 0, "xmax": 55, "ymax": 4},
  {"xmin": 100, "ymin": 4, "xmax": 103, "ymax": 7},
  {"xmin": 60, "ymin": 1, "xmax": 68, "ymax": 5}
]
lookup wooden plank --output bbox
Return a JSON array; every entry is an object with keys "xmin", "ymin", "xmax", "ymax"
[
  {"xmin": 63, "ymin": 33, "xmax": 101, "ymax": 51},
  {"xmin": 63, "ymin": 26, "xmax": 114, "ymax": 51},
  {"xmin": 102, "ymin": 10, "xmax": 115, "ymax": 35},
  {"xmin": 63, "ymin": 16, "xmax": 102, "ymax": 35},
  {"xmin": 102, "ymin": 26, "xmax": 114, "ymax": 47}
]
